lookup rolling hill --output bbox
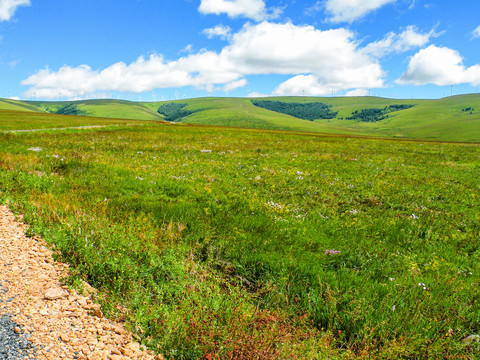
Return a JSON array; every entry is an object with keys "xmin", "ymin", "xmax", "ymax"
[{"xmin": 1, "ymin": 94, "xmax": 479, "ymax": 142}]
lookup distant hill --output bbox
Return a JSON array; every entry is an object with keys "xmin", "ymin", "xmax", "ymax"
[{"xmin": 1, "ymin": 94, "xmax": 480, "ymax": 142}]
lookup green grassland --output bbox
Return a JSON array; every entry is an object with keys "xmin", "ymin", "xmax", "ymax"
[
  {"xmin": 0, "ymin": 108, "xmax": 156, "ymax": 131},
  {"xmin": 2, "ymin": 94, "xmax": 480, "ymax": 142},
  {"xmin": 0, "ymin": 111, "xmax": 479, "ymax": 358},
  {"xmin": 0, "ymin": 98, "xmax": 43, "ymax": 112}
]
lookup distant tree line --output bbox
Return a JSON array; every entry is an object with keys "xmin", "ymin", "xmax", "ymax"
[
  {"xmin": 346, "ymin": 104, "xmax": 414, "ymax": 122},
  {"xmin": 251, "ymin": 100, "xmax": 338, "ymax": 120},
  {"xmin": 157, "ymin": 103, "xmax": 193, "ymax": 121}
]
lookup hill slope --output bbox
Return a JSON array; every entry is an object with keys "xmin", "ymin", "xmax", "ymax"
[{"xmin": 2, "ymin": 95, "xmax": 479, "ymax": 142}]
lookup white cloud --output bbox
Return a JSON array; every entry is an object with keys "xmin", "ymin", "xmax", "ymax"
[
  {"xmin": 0, "ymin": 0, "xmax": 30, "ymax": 21},
  {"xmin": 304, "ymin": 1, "xmax": 322, "ymax": 16},
  {"xmin": 397, "ymin": 45, "xmax": 480, "ymax": 86},
  {"xmin": 364, "ymin": 26, "xmax": 436, "ymax": 57},
  {"xmin": 472, "ymin": 25, "xmax": 480, "ymax": 39},
  {"xmin": 198, "ymin": 0, "xmax": 280, "ymax": 21},
  {"xmin": 180, "ymin": 44, "xmax": 194, "ymax": 54},
  {"xmin": 325, "ymin": 0, "xmax": 396, "ymax": 23},
  {"xmin": 224, "ymin": 22, "xmax": 382, "ymax": 77},
  {"xmin": 203, "ymin": 25, "xmax": 232, "ymax": 40},
  {"xmin": 345, "ymin": 88, "xmax": 370, "ymax": 96},
  {"xmin": 274, "ymin": 60, "xmax": 384, "ymax": 96},
  {"xmin": 22, "ymin": 56, "xmax": 203, "ymax": 99},
  {"xmin": 22, "ymin": 21, "xmax": 385, "ymax": 98},
  {"xmin": 223, "ymin": 78, "xmax": 248, "ymax": 92},
  {"xmin": 273, "ymin": 75, "xmax": 330, "ymax": 96}
]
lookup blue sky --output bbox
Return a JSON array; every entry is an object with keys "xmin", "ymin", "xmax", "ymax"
[{"xmin": 1, "ymin": 0, "xmax": 480, "ymax": 101}]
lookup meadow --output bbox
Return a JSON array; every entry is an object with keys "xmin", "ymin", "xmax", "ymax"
[
  {"xmin": 0, "ymin": 113, "xmax": 479, "ymax": 359},
  {"xmin": 3, "ymin": 94, "xmax": 480, "ymax": 142},
  {"xmin": 0, "ymin": 109, "xmax": 151, "ymax": 131}
]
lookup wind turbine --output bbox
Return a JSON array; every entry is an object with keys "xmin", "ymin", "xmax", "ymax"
[{"xmin": 153, "ymin": 91, "xmax": 156, "ymax": 102}]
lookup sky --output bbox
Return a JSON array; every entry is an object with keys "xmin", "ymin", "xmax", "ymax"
[{"xmin": 1, "ymin": 0, "xmax": 480, "ymax": 101}]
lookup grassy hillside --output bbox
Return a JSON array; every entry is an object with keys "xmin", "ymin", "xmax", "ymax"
[
  {"xmin": 18, "ymin": 99, "xmax": 165, "ymax": 121},
  {"xmin": 2, "ymin": 94, "xmax": 480, "ymax": 142},
  {"xmin": 161, "ymin": 97, "xmax": 354, "ymax": 134},
  {"xmin": 0, "ymin": 98, "xmax": 42, "ymax": 112},
  {"xmin": 0, "ymin": 115, "xmax": 479, "ymax": 358},
  {"xmin": 371, "ymin": 95, "xmax": 480, "ymax": 141},
  {"xmin": 0, "ymin": 108, "xmax": 155, "ymax": 131}
]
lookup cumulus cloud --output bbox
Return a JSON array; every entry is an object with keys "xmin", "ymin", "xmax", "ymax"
[
  {"xmin": 225, "ymin": 22, "xmax": 383, "ymax": 80},
  {"xmin": 274, "ymin": 61, "xmax": 384, "ymax": 96},
  {"xmin": 325, "ymin": 0, "xmax": 397, "ymax": 23},
  {"xmin": 397, "ymin": 45, "xmax": 480, "ymax": 86},
  {"xmin": 22, "ymin": 53, "xmax": 240, "ymax": 98},
  {"xmin": 203, "ymin": 25, "xmax": 232, "ymax": 40},
  {"xmin": 22, "ymin": 21, "xmax": 385, "ymax": 98},
  {"xmin": 223, "ymin": 78, "xmax": 248, "ymax": 92},
  {"xmin": 364, "ymin": 26, "xmax": 436, "ymax": 57},
  {"xmin": 472, "ymin": 25, "xmax": 480, "ymax": 39},
  {"xmin": 198, "ymin": 0, "xmax": 280, "ymax": 21},
  {"xmin": 345, "ymin": 88, "xmax": 370, "ymax": 96},
  {"xmin": 0, "ymin": 0, "xmax": 30, "ymax": 22}
]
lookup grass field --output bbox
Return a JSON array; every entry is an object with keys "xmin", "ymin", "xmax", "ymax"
[
  {"xmin": 0, "ymin": 111, "xmax": 479, "ymax": 359},
  {"xmin": 0, "ymin": 109, "xmax": 157, "ymax": 131},
  {"xmin": 3, "ymin": 94, "xmax": 480, "ymax": 142}
]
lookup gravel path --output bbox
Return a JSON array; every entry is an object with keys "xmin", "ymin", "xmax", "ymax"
[
  {"xmin": 0, "ymin": 313, "xmax": 35, "ymax": 359},
  {"xmin": 0, "ymin": 205, "xmax": 161, "ymax": 360}
]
